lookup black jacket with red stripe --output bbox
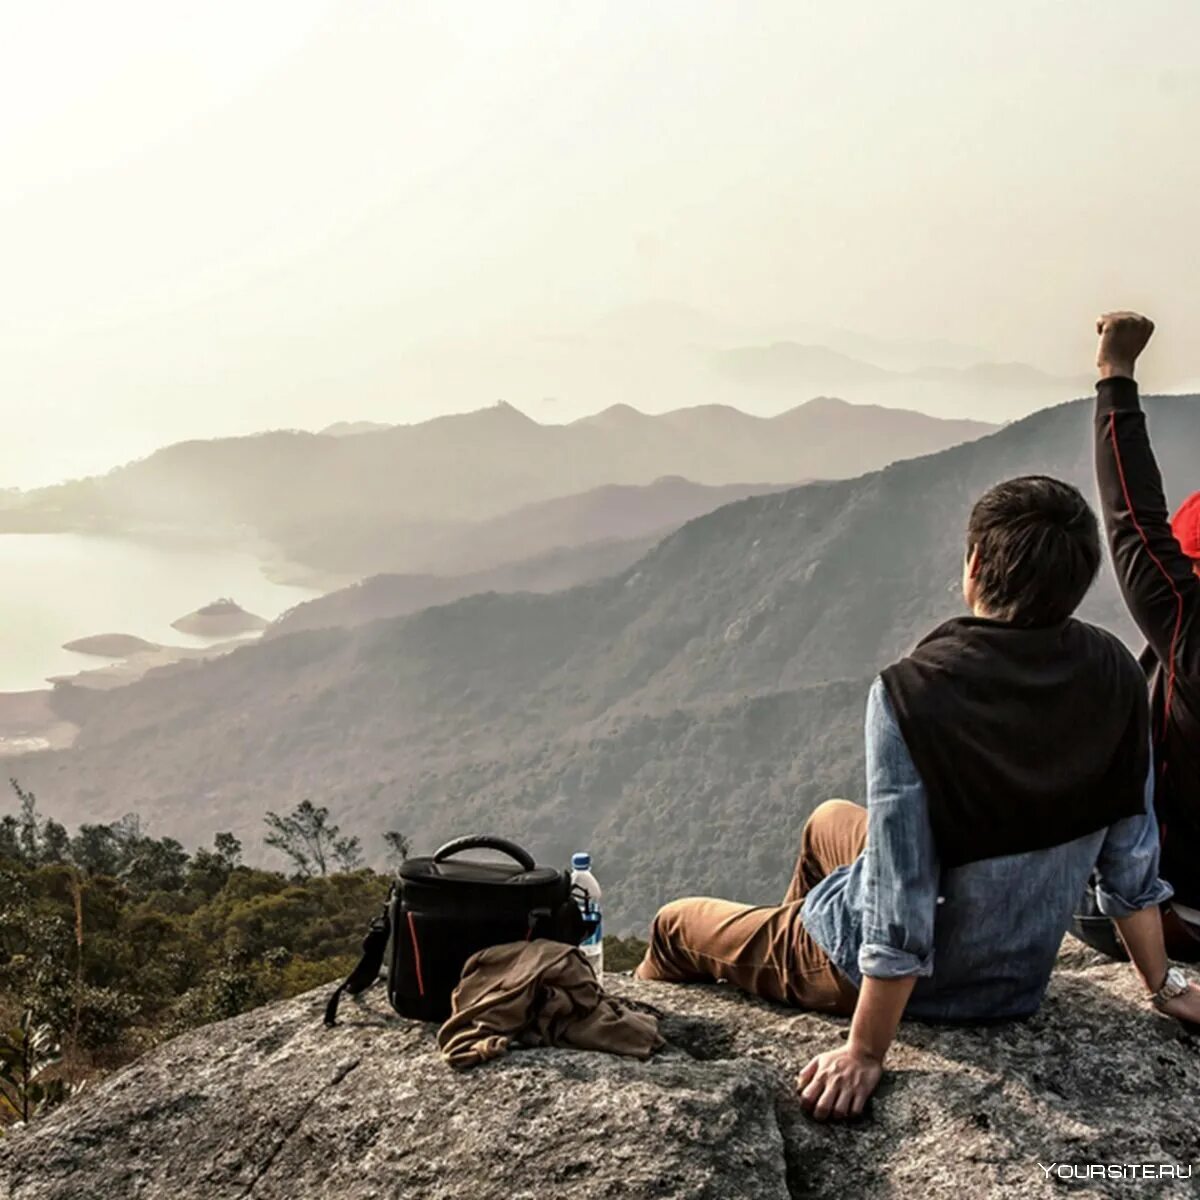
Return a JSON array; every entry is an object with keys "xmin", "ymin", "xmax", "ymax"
[{"xmin": 1095, "ymin": 377, "xmax": 1200, "ymax": 908}]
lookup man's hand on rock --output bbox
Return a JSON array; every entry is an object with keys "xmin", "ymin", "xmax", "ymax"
[
  {"xmin": 796, "ymin": 1045, "xmax": 882, "ymax": 1122},
  {"xmin": 1096, "ymin": 311, "xmax": 1154, "ymax": 380}
]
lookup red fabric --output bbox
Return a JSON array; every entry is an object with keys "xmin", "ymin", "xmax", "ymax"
[{"xmin": 1171, "ymin": 491, "xmax": 1200, "ymax": 562}]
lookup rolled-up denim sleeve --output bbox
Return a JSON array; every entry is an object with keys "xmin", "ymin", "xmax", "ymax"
[
  {"xmin": 858, "ymin": 678, "xmax": 939, "ymax": 979},
  {"xmin": 1092, "ymin": 759, "xmax": 1174, "ymax": 917}
]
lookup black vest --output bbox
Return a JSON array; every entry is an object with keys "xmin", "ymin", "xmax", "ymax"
[{"xmin": 881, "ymin": 617, "xmax": 1149, "ymax": 867}]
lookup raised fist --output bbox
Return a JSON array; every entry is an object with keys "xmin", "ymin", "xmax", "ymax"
[{"xmin": 1096, "ymin": 311, "xmax": 1155, "ymax": 380}]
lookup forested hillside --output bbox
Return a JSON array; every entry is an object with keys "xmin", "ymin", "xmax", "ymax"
[
  {"xmin": 14, "ymin": 396, "xmax": 1197, "ymax": 931},
  {"xmin": 0, "ymin": 789, "xmax": 647, "ymax": 1119},
  {"xmin": 267, "ymin": 478, "xmax": 788, "ymax": 631},
  {"xmin": 0, "ymin": 790, "xmax": 383, "ymax": 1108},
  {"xmin": 267, "ymin": 537, "xmax": 658, "ymax": 637}
]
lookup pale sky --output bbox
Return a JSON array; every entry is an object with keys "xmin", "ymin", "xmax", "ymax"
[{"xmin": 3, "ymin": 1, "xmax": 1200, "ymax": 486}]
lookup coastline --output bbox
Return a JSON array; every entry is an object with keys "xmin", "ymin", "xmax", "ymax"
[
  {"xmin": 0, "ymin": 528, "xmax": 327, "ymax": 733},
  {"xmin": 0, "ymin": 689, "xmax": 78, "ymax": 757},
  {"xmin": 0, "ymin": 522, "xmax": 333, "ymax": 759},
  {"xmin": 0, "ymin": 633, "xmax": 266, "ymax": 759}
]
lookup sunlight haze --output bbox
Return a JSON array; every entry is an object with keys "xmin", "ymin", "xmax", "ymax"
[{"xmin": 3, "ymin": 0, "xmax": 1199, "ymax": 486}]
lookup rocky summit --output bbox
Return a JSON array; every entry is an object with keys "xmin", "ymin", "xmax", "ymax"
[{"xmin": 2, "ymin": 941, "xmax": 1197, "ymax": 1200}]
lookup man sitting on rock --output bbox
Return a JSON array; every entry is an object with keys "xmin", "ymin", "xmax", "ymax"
[
  {"xmin": 637, "ymin": 475, "xmax": 1200, "ymax": 1121},
  {"xmin": 1072, "ymin": 311, "xmax": 1200, "ymax": 963}
]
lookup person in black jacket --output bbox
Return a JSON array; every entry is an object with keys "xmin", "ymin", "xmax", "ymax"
[{"xmin": 1076, "ymin": 312, "xmax": 1200, "ymax": 962}]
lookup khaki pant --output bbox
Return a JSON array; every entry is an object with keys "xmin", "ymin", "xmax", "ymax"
[{"xmin": 635, "ymin": 799, "xmax": 866, "ymax": 1014}]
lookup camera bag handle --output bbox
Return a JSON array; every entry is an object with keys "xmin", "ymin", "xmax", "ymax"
[{"xmin": 432, "ymin": 836, "xmax": 536, "ymax": 871}]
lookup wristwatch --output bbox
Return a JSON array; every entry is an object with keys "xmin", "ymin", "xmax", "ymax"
[{"xmin": 1150, "ymin": 966, "xmax": 1189, "ymax": 1011}]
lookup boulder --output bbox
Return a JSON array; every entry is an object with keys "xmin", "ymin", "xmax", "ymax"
[{"xmin": 1, "ymin": 942, "xmax": 1197, "ymax": 1199}]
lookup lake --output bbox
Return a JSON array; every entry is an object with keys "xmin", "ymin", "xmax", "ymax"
[{"xmin": 0, "ymin": 533, "xmax": 319, "ymax": 692}]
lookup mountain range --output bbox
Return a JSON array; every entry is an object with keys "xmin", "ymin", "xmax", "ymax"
[
  {"xmin": 268, "ymin": 478, "xmax": 790, "ymax": 635},
  {"xmin": 14, "ymin": 394, "xmax": 1198, "ymax": 931},
  {"xmin": 3, "ymin": 398, "xmax": 994, "ymax": 579},
  {"xmin": 389, "ymin": 302, "xmax": 1088, "ymax": 427},
  {"xmin": 713, "ymin": 342, "xmax": 1083, "ymax": 392}
]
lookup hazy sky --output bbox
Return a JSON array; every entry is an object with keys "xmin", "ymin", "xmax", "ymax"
[{"xmin": 3, "ymin": 1, "xmax": 1200, "ymax": 486}]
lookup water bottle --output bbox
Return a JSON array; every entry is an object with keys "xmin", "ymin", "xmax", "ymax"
[{"xmin": 571, "ymin": 851, "xmax": 603, "ymax": 980}]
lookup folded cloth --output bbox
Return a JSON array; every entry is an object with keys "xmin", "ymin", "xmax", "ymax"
[{"xmin": 436, "ymin": 939, "xmax": 664, "ymax": 1070}]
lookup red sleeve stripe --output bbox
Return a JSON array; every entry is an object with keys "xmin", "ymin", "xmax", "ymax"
[{"xmin": 1107, "ymin": 411, "xmax": 1183, "ymax": 738}]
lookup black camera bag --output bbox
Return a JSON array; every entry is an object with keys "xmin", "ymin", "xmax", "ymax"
[{"xmin": 325, "ymin": 835, "xmax": 584, "ymax": 1025}]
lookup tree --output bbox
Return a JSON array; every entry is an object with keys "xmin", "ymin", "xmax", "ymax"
[
  {"xmin": 121, "ymin": 836, "xmax": 188, "ymax": 895},
  {"xmin": 0, "ymin": 816, "xmax": 19, "ymax": 864},
  {"xmin": 38, "ymin": 820, "xmax": 70, "ymax": 865},
  {"xmin": 12, "ymin": 781, "xmax": 39, "ymax": 865},
  {"xmin": 66, "ymin": 815, "xmax": 186, "ymax": 885},
  {"xmin": 0, "ymin": 796, "xmax": 386, "ymax": 1114},
  {"xmin": 383, "ymin": 830, "xmax": 410, "ymax": 873},
  {"xmin": 109, "ymin": 813, "xmax": 143, "ymax": 850},
  {"xmin": 69, "ymin": 825, "xmax": 121, "ymax": 877},
  {"xmin": 2, "ymin": 783, "xmax": 70, "ymax": 870},
  {"xmin": 262, "ymin": 801, "xmax": 361, "ymax": 878},
  {"xmin": 186, "ymin": 832, "xmax": 244, "ymax": 897},
  {"xmin": 333, "ymin": 839, "xmax": 362, "ymax": 873},
  {"xmin": 213, "ymin": 832, "xmax": 242, "ymax": 870},
  {"xmin": 0, "ymin": 1012, "xmax": 68, "ymax": 1126}
]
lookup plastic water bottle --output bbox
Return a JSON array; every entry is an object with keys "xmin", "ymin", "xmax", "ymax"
[{"xmin": 571, "ymin": 851, "xmax": 604, "ymax": 980}]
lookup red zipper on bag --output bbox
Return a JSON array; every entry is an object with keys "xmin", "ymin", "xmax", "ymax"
[{"xmin": 406, "ymin": 911, "xmax": 426, "ymax": 997}]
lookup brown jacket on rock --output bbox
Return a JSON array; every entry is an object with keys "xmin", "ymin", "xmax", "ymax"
[{"xmin": 436, "ymin": 939, "xmax": 664, "ymax": 1070}]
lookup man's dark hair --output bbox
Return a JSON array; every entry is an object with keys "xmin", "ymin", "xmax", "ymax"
[{"xmin": 966, "ymin": 475, "xmax": 1101, "ymax": 627}]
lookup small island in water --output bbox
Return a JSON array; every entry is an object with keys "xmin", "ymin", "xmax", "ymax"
[
  {"xmin": 63, "ymin": 633, "xmax": 162, "ymax": 658},
  {"xmin": 39, "ymin": 599, "xmax": 273, "ymax": 701},
  {"xmin": 172, "ymin": 598, "xmax": 269, "ymax": 638}
]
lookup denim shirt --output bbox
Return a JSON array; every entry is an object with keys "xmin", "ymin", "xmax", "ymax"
[{"xmin": 801, "ymin": 678, "xmax": 1172, "ymax": 1021}]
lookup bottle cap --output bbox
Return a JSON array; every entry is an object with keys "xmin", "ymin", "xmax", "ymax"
[{"xmin": 571, "ymin": 852, "xmax": 592, "ymax": 870}]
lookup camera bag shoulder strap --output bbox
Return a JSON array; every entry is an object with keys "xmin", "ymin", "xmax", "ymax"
[{"xmin": 324, "ymin": 886, "xmax": 394, "ymax": 1027}]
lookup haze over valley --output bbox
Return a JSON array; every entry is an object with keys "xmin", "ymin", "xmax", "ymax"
[
  {"xmin": 0, "ymin": 391, "xmax": 990, "ymax": 720},
  {"xmin": 6, "ymin": 3, "xmax": 1200, "ymax": 492},
  {"xmin": 8, "ymin": 391, "xmax": 1200, "ymax": 929},
  {"xmin": 5, "ymin": 0, "xmax": 1200, "ymax": 927}
]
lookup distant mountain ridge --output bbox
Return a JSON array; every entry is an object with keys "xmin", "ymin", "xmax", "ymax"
[
  {"xmin": 280, "ymin": 477, "xmax": 796, "ymax": 580},
  {"xmin": 714, "ymin": 341, "xmax": 1084, "ymax": 391},
  {"xmin": 269, "ymin": 478, "xmax": 791, "ymax": 633},
  {"xmin": 393, "ymin": 303, "xmax": 1086, "ymax": 426},
  {"xmin": 4, "ymin": 398, "xmax": 994, "ymax": 578},
  {"xmin": 266, "ymin": 538, "xmax": 658, "ymax": 638},
  {"xmin": 320, "ymin": 420, "xmax": 393, "ymax": 437},
  {"xmin": 15, "ymin": 395, "xmax": 1199, "ymax": 930}
]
